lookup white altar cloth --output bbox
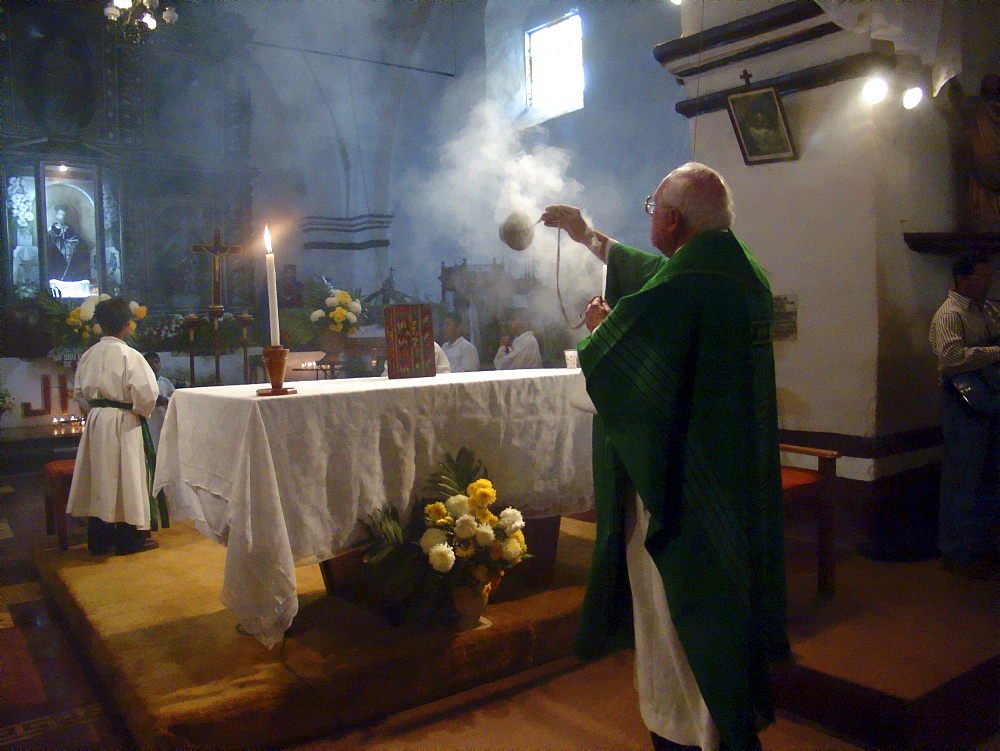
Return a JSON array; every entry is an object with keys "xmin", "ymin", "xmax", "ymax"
[{"xmin": 152, "ymin": 369, "xmax": 594, "ymax": 647}]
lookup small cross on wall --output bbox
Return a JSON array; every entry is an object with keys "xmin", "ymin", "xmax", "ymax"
[{"xmin": 740, "ymin": 69, "xmax": 754, "ymax": 86}]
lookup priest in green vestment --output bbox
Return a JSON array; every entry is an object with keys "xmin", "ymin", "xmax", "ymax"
[{"xmin": 542, "ymin": 163, "xmax": 790, "ymax": 751}]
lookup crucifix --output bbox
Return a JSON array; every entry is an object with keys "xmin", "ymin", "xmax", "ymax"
[
  {"xmin": 191, "ymin": 228, "xmax": 242, "ymax": 385},
  {"xmin": 192, "ymin": 228, "xmax": 242, "ymax": 308},
  {"xmin": 740, "ymin": 69, "xmax": 754, "ymax": 86}
]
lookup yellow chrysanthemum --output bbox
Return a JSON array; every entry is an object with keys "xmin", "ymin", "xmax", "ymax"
[
  {"xmin": 66, "ymin": 317, "xmax": 78, "ymax": 326},
  {"xmin": 329, "ymin": 322, "xmax": 344, "ymax": 333},
  {"xmin": 434, "ymin": 517, "xmax": 453, "ymax": 528},
  {"xmin": 512, "ymin": 529, "xmax": 526, "ymax": 550},
  {"xmin": 135, "ymin": 305, "xmax": 147, "ymax": 320},
  {"xmin": 331, "ymin": 306, "xmax": 347, "ymax": 323},
  {"xmin": 425, "ymin": 502, "xmax": 448, "ymax": 521},
  {"xmin": 348, "ymin": 327, "xmax": 358, "ymax": 335},
  {"xmin": 475, "ymin": 509, "xmax": 498, "ymax": 526},
  {"xmin": 337, "ymin": 291, "xmax": 352, "ymax": 306},
  {"xmin": 454, "ymin": 543, "xmax": 475, "ymax": 558},
  {"xmin": 81, "ymin": 331, "xmax": 90, "ymax": 339},
  {"xmin": 467, "ymin": 478, "xmax": 496, "ymax": 509}
]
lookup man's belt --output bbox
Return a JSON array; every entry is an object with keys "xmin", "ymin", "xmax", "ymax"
[
  {"xmin": 89, "ymin": 398, "xmax": 134, "ymax": 410},
  {"xmin": 85, "ymin": 399, "xmax": 169, "ymax": 530}
]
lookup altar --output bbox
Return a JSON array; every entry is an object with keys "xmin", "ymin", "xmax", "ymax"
[{"xmin": 152, "ymin": 369, "xmax": 595, "ymax": 646}]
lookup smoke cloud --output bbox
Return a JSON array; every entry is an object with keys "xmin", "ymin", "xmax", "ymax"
[{"xmin": 399, "ymin": 94, "xmax": 604, "ymax": 341}]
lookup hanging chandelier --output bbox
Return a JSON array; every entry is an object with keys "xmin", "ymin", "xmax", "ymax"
[{"xmin": 104, "ymin": 0, "xmax": 177, "ymax": 42}]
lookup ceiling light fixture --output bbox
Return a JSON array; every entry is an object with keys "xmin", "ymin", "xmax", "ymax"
[
  {"xmin": 902, "ymin": 86, "xmax": 924, "ymax": 109},
  {"xmin": 104, "ymin": 0, "xmax": 177, "ymax": 43},
  {"xmin": 861, "ymin": 77, "xmax": 889, "ymax": 104}
]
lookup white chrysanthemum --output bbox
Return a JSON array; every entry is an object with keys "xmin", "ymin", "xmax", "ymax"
[
  {"xmin": 325, "ymin": 296, "xmax": 336, "ymax": 308},
  {"xmin": 348, "ymin": 300, "xmax": 362, "ymax": 314},
  {"xmin": 128, "ymin": 300, "xmax": 139, "ymax": 315},
  {"xmin": 454, "ymin": 514, "xmax": 477, "ymax": 539},
  {"xmin": 445, "ymin": 494, "xmax": 470, "ymax": 518},
  {"xmin": 502, "ymin": 537, "xmax": 523, "ymax": 562},
  {"xmin": 419, "ymin": 527, "xmax": 448, "ymax": 555},
  {"xmin": 345, "ymin": 311, "xmax": 357, "ymax": 324},
  {"xmin": 428, "ymin": 542, "xmax": 455, "ymax": 573},
  {"xmin": 309, "ymin": 309, "xmax": 325, "ymax": 322},
  {"xmin": 474, "ymin": 524, "xmax": 495, "ymax": 546},
  {"xmin": 78, "ymin": 297, "xmax": 98, "ymax": 321},
  {"xmin": 499, "ymin": 507, "xmax": 525, "ymax": 534},
  {"xmin": 92, "ymin": 323, "xmax": 102, "ymax": 336}
]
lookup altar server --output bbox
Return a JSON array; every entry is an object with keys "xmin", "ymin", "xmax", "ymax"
[
  {"xmin": 143, "ymin": 351, "xmax": 174, "ymax": 451},
  {"xmin": 493, "ymin": 308, "xmax": 542, "ymax": 370},
  {"xmin": 67, "ymin": 298, "xmax": 163, "ymax": 555},
  {"xmin": 542, "ymin": 162, "xmax": 789, "ymax": 751},
  {"xmin": 441, "ymin": 312, "xmax": 479, "ymax": 373}
]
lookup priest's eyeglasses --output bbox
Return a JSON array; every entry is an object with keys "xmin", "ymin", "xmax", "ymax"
[{"xmin": 644, "ymin": 196, "xmax": 658, "ymax": 215}]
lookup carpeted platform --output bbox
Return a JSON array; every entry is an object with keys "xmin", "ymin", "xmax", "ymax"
[
  {"xmin": 34, "ymin": 519, "xmax": 595, "ymax": 749},
  {"xmin": 33, "ymin": 516, "xmax": 1000, "ymax": 749}
]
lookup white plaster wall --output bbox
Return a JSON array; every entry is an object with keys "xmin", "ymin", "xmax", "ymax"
[
  {"xmin": 0, "ymin": 358, "xmax": 82, "ymax": 429},
  {"xmin": 701, "ymin": 80, "xmax": 880, "ymax": 438},
  {"xmin": 871, "ymin": 88, "xmax": 957, "ymax": 436},
  {"xmin": 224, "ymin": 1, "xmax": 449, "ymax": 294}
]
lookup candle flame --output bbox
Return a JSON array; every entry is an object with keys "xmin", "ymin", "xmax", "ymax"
[{"xmin": 263, "ymin": 225, "xmax": 272, "ymax": 254}]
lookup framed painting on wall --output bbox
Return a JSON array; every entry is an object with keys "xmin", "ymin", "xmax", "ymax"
[{"xmin": 726, "ymin": 87, "xmax": 797, "ymax": 165}]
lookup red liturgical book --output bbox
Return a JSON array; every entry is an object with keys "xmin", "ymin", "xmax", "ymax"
[{"xmin": 384, "ymin": 305, "xmax": 436, "ymax": 379}]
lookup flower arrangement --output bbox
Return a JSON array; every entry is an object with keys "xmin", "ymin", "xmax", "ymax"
[
  {"xmin": 279, "ymin": 276, "xmax": 366, "ymax": 349},
  {"xmin": 309, "ymin": 288, "xmax": 363, "ymax": 336},
  {"xmin": 129, "ymin": 311, "xmax": 254, "ymax": 355},
  {"xmin": 129, "ymin": 312, "xmax": 187, "ymax": 353},
  {"xmin": 357, "ymin": 448, "xmax": 529, "ymax": 627},
  {"xmin": 6, "ymin": 177, "xmax": 35, "ymax": 228},
  {"xmin": 418, "ymin": 478, "xmax": 527, "ymax": 597},
  {"xmin": 38, "ymin": 291, "xmax": 147, "ymax": 360}
]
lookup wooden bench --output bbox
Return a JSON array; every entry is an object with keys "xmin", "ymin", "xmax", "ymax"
[
  {"xmin": 43, "ymin": 458, "xmax": 75, "ymax": 551},
  {"xmin": 780, "ymin": 443, "xmax": 841, "ymax": 597}
]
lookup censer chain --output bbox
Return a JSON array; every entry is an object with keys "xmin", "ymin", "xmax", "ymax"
[{"xmin": 556, "ymin": 228, "xmax": 587, "ymax": 330}]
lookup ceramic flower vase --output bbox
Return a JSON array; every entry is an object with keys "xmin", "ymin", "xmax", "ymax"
[
  {"xmin": 451, "ymin": 585, "xmax": 491, "ymax": 631},
  {"xmin": 318, "ymin": 330, "xmax": 347, "ymax": 361}
]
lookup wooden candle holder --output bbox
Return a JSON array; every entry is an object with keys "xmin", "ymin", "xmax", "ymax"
[{"xmin": 257, "ymin": 345, "xmax": 297, "ymax": 396}]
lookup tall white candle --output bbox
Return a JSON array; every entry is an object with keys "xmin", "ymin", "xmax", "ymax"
[
  {"xmin": 601, "ymin": 262, "xmax": 607, "ymax": 296},
  {"xmin": 263, "ymin": 226, "xmax": 280, "ymax": 346}
]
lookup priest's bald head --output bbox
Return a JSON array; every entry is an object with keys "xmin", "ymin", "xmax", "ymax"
[{"xmin": 649, "ymin": 162, "xmax": 734, "ymax": 257}]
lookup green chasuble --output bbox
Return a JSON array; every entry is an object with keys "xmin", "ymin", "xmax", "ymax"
[{"xmin": 576, "ymin": 231, "xmax": 790, "ymax": 750}]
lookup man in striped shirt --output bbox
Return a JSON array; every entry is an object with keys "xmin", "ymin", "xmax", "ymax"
[{"xmin": 928, "ymin": 252, "xmax": 1000, "ymax": 579}]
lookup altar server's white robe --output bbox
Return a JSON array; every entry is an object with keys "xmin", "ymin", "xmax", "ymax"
[{"xmin": 67, "ymin": 336, "xmax": 159, "ymax": 528}]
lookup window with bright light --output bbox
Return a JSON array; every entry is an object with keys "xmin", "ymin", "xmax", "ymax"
[{"xmin": 525, "ymin": 12, "xmax": 584, "ymax": 115}]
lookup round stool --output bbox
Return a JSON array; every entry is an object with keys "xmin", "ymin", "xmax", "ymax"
[{"xmin": 43, "ymin": 459, "xmax": 76, "ymax": 550}]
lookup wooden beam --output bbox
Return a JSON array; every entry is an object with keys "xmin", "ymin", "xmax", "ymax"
[
  {"xmin": 653, "ymin": 0, "xmax": 824, "ymax": 67},
  {"xmin": 675, "ymin": 52, "xmax": 895, "ymax": 118}
]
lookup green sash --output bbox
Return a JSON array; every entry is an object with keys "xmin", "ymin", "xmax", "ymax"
[{"xmin": 89, "ymin": 399, "xmax": 169, "ymax": 531}]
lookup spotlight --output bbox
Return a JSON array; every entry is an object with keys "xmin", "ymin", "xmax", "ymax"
[
  {"xmin": 670, "ymin": 0, "xmax": 683, "ymax": 5},
  {"xmin": 861, "ymin": 77, "xmax": 888, "ymax": 104},
  {"xmin": 902, "ymin": 86, "xmax": 923, "ymax": 109}
]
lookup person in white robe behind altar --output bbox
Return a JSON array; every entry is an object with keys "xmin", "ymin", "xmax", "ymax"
[
  {"xmin": 494, "ymin": 308, "xmax": 542, "ymax": 370},
  {"xmin": 381, "ymin": 342, "xmax": 452, "ymax": 376},
  {"xmin": 441, "ymin": 311, "xmax": 479, "ymax": 373},
  {"xmin": 67, "ymin": 298, "xmax": 161, "ymax": 556},
  {"xmin": 143, "ymin": 351, "xmax": 174, "ymax": 451}
]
